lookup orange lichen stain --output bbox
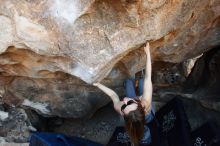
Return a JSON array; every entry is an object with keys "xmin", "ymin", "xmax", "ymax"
[
  {"xmin": 164, "ymin": 29, "xmax": 179, "ymax": 42},
  {"xmin": 0, "ymin": 46, "xmax": 71, "ymax": 78},
  {"xmin": 211, "ymin": 16, "xmax": 220, "ymax": 27},
  {"xmin": 0, "ymin": 63, "xmax": 29, "ymax": 76},
  {"xmin": 38, "ymin": 70, "xmax": 59, "ymax": 78}
]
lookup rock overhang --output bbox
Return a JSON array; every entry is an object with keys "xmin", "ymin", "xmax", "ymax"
[{"xmin": 0, "ymin": 0, "xmax": 220, "ymax": 83}]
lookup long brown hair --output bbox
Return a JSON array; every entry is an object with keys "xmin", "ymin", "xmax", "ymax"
[{"xmin": 123, "ymin": 100, "xmax": 145, "ymax": 146}]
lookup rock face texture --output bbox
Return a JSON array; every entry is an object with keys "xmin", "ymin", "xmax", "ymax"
[
  {"xmin": 0, "ymin": 107, "xmax": 33, "ymax": 143},
  {"xmin": 0, "ymin": 0, "xmax": 220, "ymax": 82},
  {"xmin": 0, "ymin": 0, "xmax": 220, "ymax": 118},
  {"xmin": 184, "ymin": 46, "xmax": 220, "ymax": 112}
]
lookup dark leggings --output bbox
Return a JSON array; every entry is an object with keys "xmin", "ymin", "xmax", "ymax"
[{"xmin": 124, "ymin": 78, "xmax": 144, "ymax": 98}]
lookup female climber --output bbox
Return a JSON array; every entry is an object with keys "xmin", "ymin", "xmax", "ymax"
[{"xmin": 93, "ymin": 42, "xmax": 153, "ymax": 146}]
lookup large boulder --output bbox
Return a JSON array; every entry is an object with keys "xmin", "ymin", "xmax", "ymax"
[
  {"xmin": 0, "ymin": 0, "xmax": 219, "ymax": 82},
  {"xmin": 0, "ymin": 0, "xmax": 220, "ymax": 117}
]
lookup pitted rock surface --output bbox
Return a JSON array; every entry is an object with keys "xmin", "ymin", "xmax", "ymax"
[{"xmin": 0, "ymin": 108, "xmax": 33, "ymax": 143}]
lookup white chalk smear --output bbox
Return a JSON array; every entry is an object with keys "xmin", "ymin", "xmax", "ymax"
[
  {"xmin": 0, "ymin": 111, "xmax": 8, "ymax": 121},
  {"xmin": 70, "ymin": 63, "xmax": 95, "ymax": 83},
  {"xmin": 22, "ymin": 99, "xmax": 50, "ymax": 115},
  {"xmin": 50, "ymin": 0, "xmax": 81, "ymax": 23}
]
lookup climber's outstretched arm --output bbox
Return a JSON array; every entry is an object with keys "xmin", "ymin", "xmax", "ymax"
[
  {"xmin": 141, "ymin": 42, "xmax": 153, "ymax": 113},
  {"xmin": 93, "ymin": 83, "xmax": 121, "ymax": 111}
]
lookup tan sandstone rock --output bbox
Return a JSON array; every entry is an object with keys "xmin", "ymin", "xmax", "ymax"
[{"xmin": 0, "ymin": 0, "xmax": 219, "ymax": 117}]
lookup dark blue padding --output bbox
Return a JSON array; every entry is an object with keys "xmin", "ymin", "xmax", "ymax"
[
  {"xmin": 192, "ymin": 121, "xmax": 220, "ymax": 146},
  {"xmin": 155, "ymin": 97, "xmax": 192, "ymax": 146},
  {"xmin": 29, "ymin": 132, "xmax": 103, "ymax": 146}
]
